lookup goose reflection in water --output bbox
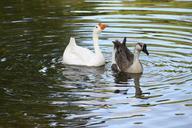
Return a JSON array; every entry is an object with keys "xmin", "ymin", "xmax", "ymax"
[{"xmin": 113, "ymin": 72, "xmax": 143, "ymax": 98}]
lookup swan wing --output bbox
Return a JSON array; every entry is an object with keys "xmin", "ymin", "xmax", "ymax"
[
  {"xmin": 72, "ymin": 45, "xmax": 95, "ymax": 62},
  {"xmin": 63, "ymin": 37, "xmax": 95, "ymax": 65}
]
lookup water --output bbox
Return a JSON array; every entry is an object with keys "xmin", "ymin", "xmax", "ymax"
[{"xmin": 0, "ymin": 0, "xmax": 192, "ymax": 127}]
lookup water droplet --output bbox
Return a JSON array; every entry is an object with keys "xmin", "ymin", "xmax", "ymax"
[{"xmin": 1, "ymin": 57, "xmax": 6, "ymax": 62}]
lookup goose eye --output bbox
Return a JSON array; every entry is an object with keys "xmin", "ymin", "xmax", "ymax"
[{"xmin": 96, "ymin": 26, "xmax": 98, "ymax": 28}]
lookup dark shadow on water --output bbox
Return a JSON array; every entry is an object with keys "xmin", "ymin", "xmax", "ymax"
[{"xmin": 113, "ymin": 72, "xmax": 143, "ymax": 98}]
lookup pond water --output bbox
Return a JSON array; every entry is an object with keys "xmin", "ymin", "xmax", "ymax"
[{"xmin": 0, "ymin": 0, "xmax": 192, "ymax": 127}]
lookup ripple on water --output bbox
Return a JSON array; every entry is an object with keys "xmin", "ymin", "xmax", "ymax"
[
  {"xmin": 60, "ymin": 0, "xmax": 192, "ymax": 127},
  {"xmin": 1, "ymin": 0, "xmax": 192, "ymax": 128}
]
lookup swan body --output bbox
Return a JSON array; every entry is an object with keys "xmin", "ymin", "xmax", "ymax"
[
  {"xmin": 112, "ymin": 37, "xmax": 149, "ymax": 73},
  {"xmin": 63, "ymin": 23, "xmax": 107, "ymax": 67}
]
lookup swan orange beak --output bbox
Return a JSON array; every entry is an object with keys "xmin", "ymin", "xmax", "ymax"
[{"xmin": 99, "ymin": 23, "xmax": 107, "ymax": 30}]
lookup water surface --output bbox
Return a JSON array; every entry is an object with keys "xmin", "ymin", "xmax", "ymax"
[{"xmin": 0, "ymin": 0, "xmax": 192, "ymax": 127}]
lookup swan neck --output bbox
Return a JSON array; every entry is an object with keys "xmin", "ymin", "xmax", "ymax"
[{"xmin": 93, "ymin": 32, "xmax": 101, "ymax": 54}]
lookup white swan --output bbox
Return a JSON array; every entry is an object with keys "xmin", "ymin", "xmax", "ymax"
[{"xmin": 63, "ymin": 23, "xmax": 107, "ymax": 67}]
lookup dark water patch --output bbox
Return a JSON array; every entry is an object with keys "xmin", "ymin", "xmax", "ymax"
[
  {"xmin": 0, "ymin": 0, "xmax": 192, "ymax": 127},
  {"xmin": 175, "ymin": 113, "xmax": 185, "ymax": 116},
  {"xmin": 185, "ymin": 104, "xmax": 192, "ymax": 107},
  {"xmin": 133, "ymin": 121, "xmax": 143, "ymax": 124}
]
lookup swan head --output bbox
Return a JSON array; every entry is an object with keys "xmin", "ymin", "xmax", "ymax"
[
  {"xmin": 93, "ymin": 23, "xmax": 107, "ymax": 34},
  {"xmin": 135, "ymin": 43, "xmax": 149, "ymax": 55}
]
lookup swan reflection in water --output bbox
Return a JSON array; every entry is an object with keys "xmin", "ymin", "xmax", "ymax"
[
  {"xmin": 62, "ymin": 65, "xmax": 105, "ymax": 85},
  {"xmin": 113, "ymin": 72, "xmax": 143, "ymax": 98}
]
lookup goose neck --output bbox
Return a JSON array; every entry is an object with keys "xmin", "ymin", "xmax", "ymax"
[{"xmin": 134, "ymin": 49, "xmax": 141, "ymax": 61}]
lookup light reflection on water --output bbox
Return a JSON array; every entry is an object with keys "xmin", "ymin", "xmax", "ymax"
[{"xmin": 0, "ymin": 0, "xmax": 192, "ymax": 127}]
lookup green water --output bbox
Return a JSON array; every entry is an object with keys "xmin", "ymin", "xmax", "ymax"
[{"xmin": 0, "ymin": 0, "xmax": 192, "ymax": 127}]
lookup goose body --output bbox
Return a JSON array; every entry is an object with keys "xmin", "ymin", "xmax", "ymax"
[
  {"xmin": 63, "ymin": 23, "xmax": 107, "ymax": 67},
  {"xmin": 112, "ymin": 37, "xmax": 149, "ymax": 73}
]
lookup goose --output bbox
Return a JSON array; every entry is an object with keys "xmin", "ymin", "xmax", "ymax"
[
  {"xmin": 111, "ymin": 37, "xmax": 149, "ymax": 73},
  {"xmin": 63, "ymin": 23, "xmax": 107, "ymax": 67}
]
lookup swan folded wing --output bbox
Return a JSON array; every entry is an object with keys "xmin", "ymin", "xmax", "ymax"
[
  {"xmin": 63, "ymin": 37, "xmax": 77, "ymax": 64},
  {"xmin": 71, "ymin": 45, "xmax": 95, "ymax": 65},
  {"xmin": 63, "ymin": 40, "xmax": 95, "ymax": 66},
  {"xmin": 66, "ymin": 49, "xmax": 93, "ymax": 65}
]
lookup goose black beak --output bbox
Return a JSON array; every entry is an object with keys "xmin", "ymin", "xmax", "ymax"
[{"xmin": 142, "ymin": 44, "xmax": 149, "ymax": 55}]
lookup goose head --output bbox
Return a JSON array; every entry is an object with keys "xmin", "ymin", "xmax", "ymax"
[
  {"xmin": 93, "ymin": 23, "xmax": 107, "ymax": 34},
  {"xmin": 135, "ymin": 43, "xmax": 149, "ymax": 55}
]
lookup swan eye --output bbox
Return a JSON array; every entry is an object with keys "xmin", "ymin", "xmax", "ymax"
[{"xmin": 96, "ymin": 26, "xmax": 98, "ymax": 28}]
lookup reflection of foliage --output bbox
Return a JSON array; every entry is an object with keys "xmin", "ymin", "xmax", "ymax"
[
  {"xmin": 0, "ymin": 1, "xmax": 94, "ymax": 127},
  {"xmin": 0, "ymin": 0, "xmax": 101, "ymax": 86}
]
